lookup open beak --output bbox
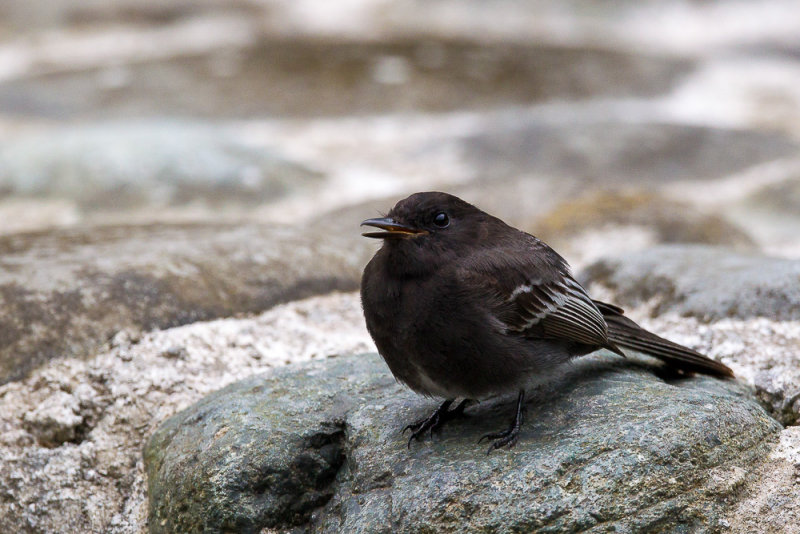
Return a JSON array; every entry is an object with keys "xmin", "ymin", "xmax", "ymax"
[{"xmin": 360, "ymin": 217, "xmax": 428, "ymax": 239}]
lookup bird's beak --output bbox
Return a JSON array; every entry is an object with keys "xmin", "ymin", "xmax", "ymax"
[{"xmin": 360, "ymin": 217, "xmax": 428, "ymax": 239}]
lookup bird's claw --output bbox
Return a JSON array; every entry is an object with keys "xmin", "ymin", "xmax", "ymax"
[
  {"xmin": 479, "ymin": 390, "xmax": 525, "ymax": 454},
  {"xmin": 479, "ymin": 427, "xmax": 520, "ymax": 454},
  {"xmin": 403, "ymin": 399, "xmax": 473, "ymax": 448}
]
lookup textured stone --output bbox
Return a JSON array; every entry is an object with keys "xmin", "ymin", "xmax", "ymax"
[
  {"xmin": 0, "ymin": 223, "xmax": 372, "ymax": 383},
  {"xmin": 581, "ymin": 245, "xmax": 800, "ymax": 321},
  {"xmin": 725, "ymin": 425, "xmax": 800, "ymax": 534},
  {"xmin": 22, "ymin": 391, "xmax": 85, "ymax": 447},
  {"xmin": 0, "ymin": 292, "xmax": 375, "ymax": 534},
  {"xmin": 145, "ymin": 353, "xmax": 781, "ymax": 533}
]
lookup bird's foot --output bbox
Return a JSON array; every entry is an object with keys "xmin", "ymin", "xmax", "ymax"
[
  {"xmin": 403, "ymin": 399, "xmax": 473, "ymax": 448},
  {"xmin": 478, "ymin": 390, "xmax": 525, "ymax": 454},
  {"xmin": 479, "ymin": 424, "xmax": 521, "ymax": 453}
]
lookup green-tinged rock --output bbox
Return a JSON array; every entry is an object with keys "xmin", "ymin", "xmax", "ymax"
[
  {"xmin": 580, "ymin": 245, "xmax": 800, "ymax": 321},
  {"xmin": 145, "ymin": 353, "xmax": 781, "ymax": 533}
]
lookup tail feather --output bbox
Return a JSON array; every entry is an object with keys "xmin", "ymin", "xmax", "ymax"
[{"xmin": 594, "ymin": 300, "xmax": 734, "ymax": 378}]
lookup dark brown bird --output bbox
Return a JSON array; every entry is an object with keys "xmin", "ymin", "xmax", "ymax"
[{"xmin": 360, "ymin": 192, "xmax": 733, "ymax": 453}]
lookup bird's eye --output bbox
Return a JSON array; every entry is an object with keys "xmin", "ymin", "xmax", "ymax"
[{"xmin": 433, "ymin": 212, "xmax": 449, "ymax": 228}]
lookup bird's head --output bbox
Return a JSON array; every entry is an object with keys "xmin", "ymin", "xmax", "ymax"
[{"xmin": 361, "ymin": 192, "xmax": 499, "ymax": 274}]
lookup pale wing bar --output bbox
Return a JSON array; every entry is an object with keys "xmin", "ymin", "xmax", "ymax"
[{"xmin": 506, "ymin": 272, "xmax": 610, "ymax": 347}]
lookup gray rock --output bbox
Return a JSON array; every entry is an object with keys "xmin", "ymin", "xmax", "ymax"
[
  {"xmin": 145, "ymin": 353, "xmax": 781, "ymax": 533},
  {"xmin": 0, "ymin": 121, "xmax": 321, "ymax": 210},
  {"xmin": 528, "ymin": 189, "xmax": 755, "ymax": 257},
  {"xmin": 460, "ymin": 122, "xmax": 799, "ymax": 184},
  {"xmin": 581, "ymin": 246, "xmax": 800, "ymax": 428},
  {"xmin": 745, "ymin": 174, "xmax": 800, "ymax": 214},
  {"xmin": 0, "ymin": 40, "xmax": 690, "ymax": 119},
  {"xmin": 724, "ymin": 426, "xmax": 800, "ymax": 534},
  {"xmin": 580, "ymin": 245, "xmax": 800, "ymax": 321},
  {"xmin": 738, "ymin": 174, "xmax": 800, "ymax": 257},
  {"xmin": 0, "ymin": 0, "xmax": 792, "ymax": 58},
  {"xmin": 0, "ymin": 223, "xmax": 372, "ymax": 384},
  {"xmin": 22, "ymin": 390, "xmax": 85, "ymax": 447},
  {"xmin": 0, "ymin": 0, "xmax": 248, "ymax": 32}
]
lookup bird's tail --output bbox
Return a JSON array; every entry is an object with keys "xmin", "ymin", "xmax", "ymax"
[{"xmin": 594, "ymin": 300, "xmax": 734, "ymax": 378}]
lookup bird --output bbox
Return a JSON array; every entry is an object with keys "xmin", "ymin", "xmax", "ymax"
[{"xmin": 360, "ymin": 192, "xmax": 734, "ymax": 453}]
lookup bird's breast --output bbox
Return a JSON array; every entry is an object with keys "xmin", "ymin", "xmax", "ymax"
[{"xmin": 361, "ymin": 264, "xmax": 447, "ymax": 394}]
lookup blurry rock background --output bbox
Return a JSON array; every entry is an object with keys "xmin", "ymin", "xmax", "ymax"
[{"xmin": 0, "ymin": 1, "xmax": 799, "ymax": 533}]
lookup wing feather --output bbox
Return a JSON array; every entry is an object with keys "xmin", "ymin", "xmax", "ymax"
[
  {"xmin": 508, "ymin": 277, "xmax": 609, "ymax": 347},
  {"xmin": 460, "ymin": 236, "xmax": 613, "ymax": 351}
]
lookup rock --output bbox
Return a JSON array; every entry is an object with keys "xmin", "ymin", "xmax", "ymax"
[
  {"xmin": 525, "ymin": 189, "xmax": 755, "ymax": 266},
  {"xmin": 0, "ymin": 223, "xmax": 372, "ymax": 384},
  {"xmin": 0, "ymin": 121, "xmax": 321, "ymax": 211},
  {"xmin": 753, "ymin": 366, "xmax": 800, "ymax": 426},
  {"xmin": 594, "ymin": 311, "xmax": 800, "ymax": 428},
  {"xmin": 0, "ymin": 198, "xmax": 80, "ymax": 236},
  {"xmin": 145, "ymin": 353, "xmax": 781, "ymax": 533},
  {"xmin": 725, "ymin": 426, "xmax": 800, "ymax": 533},
  {"xmin": 459, "ymin": 121, "xmax": 799, "ymax": 184},
  {"xmin": 580, "ymin": 245, "xmax": 800, "ymax": 321},
  {"xmin": 304, "ymin": 119, "xmax": 747, "ymax": 232},
  {"xmin": 746, "ymin": 174, "xmax": 800, "ymax": 214},
  {"xmin": 0, "ymin": 292, "xmax": 375, "ymax": 534},
  {"xmin": 1, "ymin": 0, "xmax": 794, "ymax": 58},
  {"xmin": 0, "ymin": 35, "xmax": 692, "ymax": 119},
  {"xmin": 0, "ymin": 0, "xmax": 239, "ymax": 32},
  {"xmin": 736, "ymin": 172, "xmax": 800, "ymax": 258},
  {"xmin": 22, "ymin": 391, "xmax": 85, "ymax": 447},
  {"xmin": 533, "ymin": 190, "xmax": 753, "ymax": 248},
  {"xmin": 579, "ymin": 247, "xmax": 800, "ymax": 427}
]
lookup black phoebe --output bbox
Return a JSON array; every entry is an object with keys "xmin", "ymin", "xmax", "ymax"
[{"xmin": 360, "ymin": 192, "xmax": 733, "ymax": 453}]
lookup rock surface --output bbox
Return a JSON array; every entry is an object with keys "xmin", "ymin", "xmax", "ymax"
[
  {"xmin": 459, "ymin": 121, "xmax": 799, "ymax": 185},
  {"xmin": 0, "ymin": 39, "xmax": 691, "ymax": 119},
  {"xmin": 580, "ymin": 246, "xmax": 800, "ymax": 427},
  {"xmin": 0, "ymin": 223, "xmax": 371, "ymax": 383},
  {"xmin": 581, "ymin": 245, "xmax": 800, "ymax": 321},
  {"xmin": 249, "ymin": 113, "xmax": 800, "ymax": 260},
  {"xmin": 533, "ymin": 190, "xmax": 750, "ymax": 245},
  {"xmin": 726, "ymin": 425, "xmax": 800, "ymax": 534},
  {"xmin": 613, "ymin": 311, "xmax": 800, "ymax": 429},
  {"xmin": 0, "ymin": 292, "xmax": 376, "ymax": 534},
  {"xmin": 145, "ymin": 353, "xmax": 781, "ymax": 533},
  {"xmin": 0, "ymin": 121, "xmax": 321, "ymax": 211}
]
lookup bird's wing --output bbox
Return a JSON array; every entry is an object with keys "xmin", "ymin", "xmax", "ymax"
[
  {"xmin": 461, "ymin": 239, "xmax": 615, "ymax": 351},
  {"xmin": 502, "ymin": 274, "xmax": 611, "ymax": 346}
]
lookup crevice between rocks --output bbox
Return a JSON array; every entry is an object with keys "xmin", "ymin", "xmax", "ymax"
[{"xmin": 754, "ymin": 388, "xmax": 800, "ymax": 428}]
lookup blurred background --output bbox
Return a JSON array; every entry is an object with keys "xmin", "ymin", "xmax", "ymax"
[{"xmin": 1, "ymin": 0, "xmax": 800, "ymax": 264}]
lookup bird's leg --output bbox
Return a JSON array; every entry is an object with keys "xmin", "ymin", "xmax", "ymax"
[
  {"xmin": 479, "ymin": 389, "xmax": 525, "ymax": 454},
  {"xmin": 403, "ymin": 399, "xmax": 473, "ymax": 448}
]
